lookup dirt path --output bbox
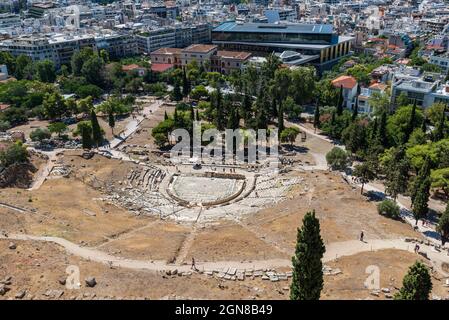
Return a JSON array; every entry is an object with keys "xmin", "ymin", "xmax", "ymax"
[
  {"xmin": 103, "ymin": 100, "xmax": 163, "ymax": 150},
  {"xmin": 27, "ymin": 150, "xmax": 59, "ymax": 191},
  {"xmin": 2, "ymin": 233, "xmax": 447, "ymax": 275}
]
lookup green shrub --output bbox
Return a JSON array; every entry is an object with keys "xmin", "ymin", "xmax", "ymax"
[{"xmin": 377, "ymin": 199, "xmax": 400, "ymax": 219}]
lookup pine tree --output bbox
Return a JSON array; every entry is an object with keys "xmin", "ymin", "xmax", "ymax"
[
  {"xmin": 164, "ymin": 110, "xmax": 169, "ymax": 121},
  {"xmin": 433, "ymin": 107, "xmax": 446, "ymax": 142},
  {"xmin": 90, "ymin": 109, "xmax": 103, "ymax": 147},
  {"xmin": 411, "ymin": 157, "xmax": 431, "ymax": 224},
  {"xmin": 336, "ymin": 85, "xmax": 344, "ymax": 116},
  {"xmin": 352, "ymin": 99, "xmax": 358, "ymax": 122},
  {"xmin": 290, "ymin": 210, "xmax": 325, "ymax": 300},
  {"xmin": 313, "ymin": 104, "xmax": 320, "ymax": 130},
  {"xmin": 437, "ymin": 203, "xmax": 449, "ymax": 245},
  {"xmin": 384, "ymin": 147, "xmax": 409, "ymax": 201},
  {"xmin": 394, "ymin": 261, "xmax": 432, "ymax": 300}
]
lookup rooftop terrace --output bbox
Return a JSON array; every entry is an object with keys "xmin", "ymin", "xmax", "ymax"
[{"xmin": 213, "ymin": 21, "xmax": 334, "ymax": 34}]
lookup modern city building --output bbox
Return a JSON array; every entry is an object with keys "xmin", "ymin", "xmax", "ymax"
[
  {"xmin": 95, "ymin": 33, "xmax": 138, "ymax": 59},
  {"xmin": 136, "ymin": 28, "xmax": 176, "ymax": 54},
  {"xmin": 0, "ymin": 33, "xmax": 96, "ymax": 68},
  {"xmin": 212, "ymin": 22, "xmax": 353, "ymax": 71}
]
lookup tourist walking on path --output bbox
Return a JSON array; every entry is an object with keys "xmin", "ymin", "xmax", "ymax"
[
  {"xmin": 191, "ymin": 257, "xmax": 196, "ymax": 271},
  {"xmin": 360, "ymin": 231, "xmax": 364, "ymax": 242},
  {"xmin": 414, "ymin": 244, "xmax": 420, "ymax": 253}
]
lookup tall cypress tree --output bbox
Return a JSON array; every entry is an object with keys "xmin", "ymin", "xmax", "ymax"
[
  {"xmin": 90, "ymin": 109, "xmax": 103, "ymax": 147},
  {"xmin": 215, "ymin": 87, "xmax": 224, "ymax": 131},
  {"xmin": 227, "ymin": 108, "xmax": 239, "ymax": 130},
  {"xmin": 182, "ymin": 67, "xmax": 190, "ymax": 97},
  {"xmin": 173, "ymin": 81, "xmax": 182, "ymax": 101},
  {"xmin": 242, "ymin": 86, "xmax": 252, "ymax": 124},
  {"xmin": 411, "ymin": 156, "xmax": 431, "ymax": 224},
  {"xmin": 108, "ymin": 112, "xmax": 115, "ymax": 135},
  {"xmin": 336, "ymin": 85, "xmax": 344, "ymax": 116},
  {"xmin": 394, "ymin": 261, "xmax": 432, "ymax": 300},
  {"xmin": 173, "ymin": 108, "xmax": 182, "ymax": 128},
  {"xmin": 421, "ymin": 116, "xmax": 427, "ymax": 134},
  {"xmin": 81, "ymin": 123, "xmax": 93, "ymax": 149},
  {"xmin": 330, "ymin": 110, "xmax": 336, "ymax": 126},
  {"xmin": 313, "ymin": 104, "xmax": 321, "ymax": 129},
  {"xmin": 190, "ymin": 104, "xmax": 194, "ymax": 121},
  {"xmin": 404, "ymin": 101, "xmax": 417, "ymax": 144},
  {"xmin": 278, "ymin": 102, "xmax": 284, "ymax": 134},
  {"xmin": 352, "ymin": 99, "xmax": 358, "ymax": 122},
  {"xmin": 371, "ymin": 117, "xmax": 378, "ymax": 141},
  {"xmin": 290, "ymin": 210, "xmax": 326, "ymax": 300},
  {"xmin": 164, "ymin": 110, "xmax": 169, "ymax": 121},
  {"xmin": 437, "ymin": 202, "xmax": 449, "ymax": 245},
  {"xmin": 377, "ymin": 111, "xmax": 388, "ymax": 147}
]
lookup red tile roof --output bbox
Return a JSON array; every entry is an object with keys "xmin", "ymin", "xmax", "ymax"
[
  {"xmin": 182, "ymin": 44, "xmax": 217, "ymax": 53},
  {"xmin": 151, "ymin": 47, "xmax": 182, "ymax": 55},
  {"xmin": 369, "ymin": 83, "xmax": 387, "ymax": 91},
  {"xmin": 216, "ymin": 50, "xmax": 251, "ymax": 60},
  {"xmin": 331, "ymin": 75, "xmax": 357, "ymax": 89},
  {"xmin": 151, "ymin": 63, "xmax": 174, "ymax": 73}
]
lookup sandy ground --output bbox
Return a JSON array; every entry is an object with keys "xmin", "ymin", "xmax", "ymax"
[
  {"xmin": 1, "ymin": 115, "xmax": 447, "ymax": 300},
  {"xmin": 1, "ymin": 240, "xmax": 447, "ymax": 300},
  {"xmin": 323, "ymin": 249, "xmax": 448, "ymax": 300}
]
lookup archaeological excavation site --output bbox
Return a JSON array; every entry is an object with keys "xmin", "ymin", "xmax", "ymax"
[{"xmin": 1, "ymin": 96, "xmax": 448, "ymax": 304}]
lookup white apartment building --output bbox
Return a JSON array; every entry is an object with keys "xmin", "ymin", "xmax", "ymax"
[
  {"xmin": 136, "ymin": 28, "xmax": 176, "ymax": 54},
  {"xmin": 0, "ymin": 31, "xmax": 137, "ymax": 67},
  {"xmin": 0, "ymin": 13, "xmax": 21, "ymax": 29},
  {"xmin": 95, "ymin": 32, "xmax": 138, "ymax": 58},
  {"xmin": 429, "ymin": 53, "xmax": 449, "ymax": 73},
  {"xmin": 0, "ymin": 33, "xmax": 96, "ymax": 67}
]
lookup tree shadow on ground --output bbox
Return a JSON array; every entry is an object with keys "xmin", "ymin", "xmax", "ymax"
[
  {"xmin": 365, "ymin": 190, "xmax": 385, "ymax": 202},
  {"xmin": 280, "ymin": 145, "xmax": 310, "ymax": 154}
]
